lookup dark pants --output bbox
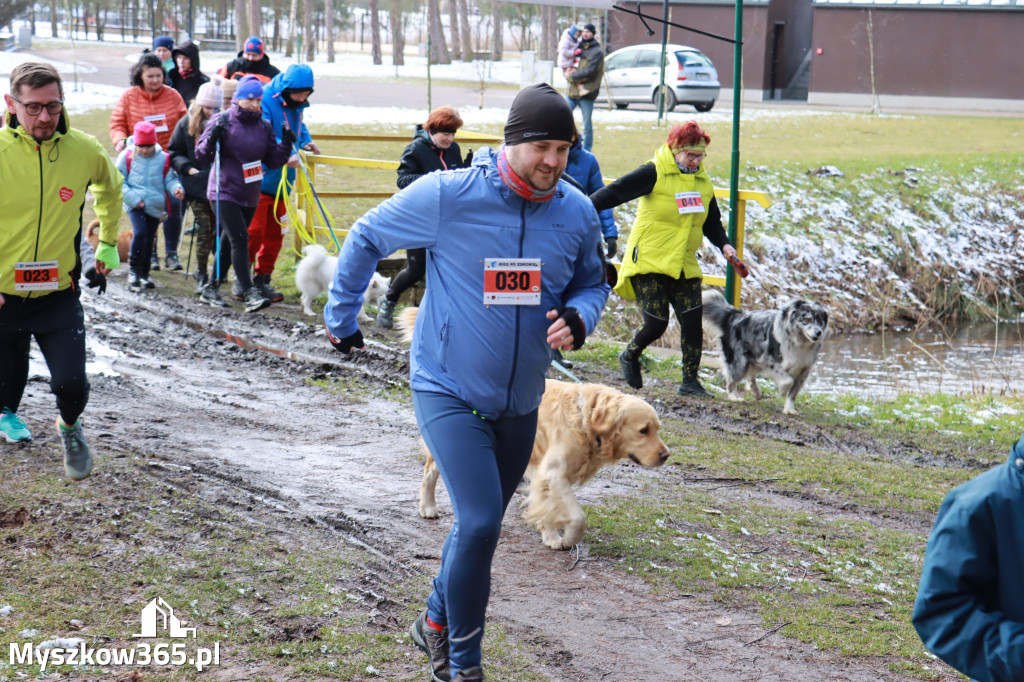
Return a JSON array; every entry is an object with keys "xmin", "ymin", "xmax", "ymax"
[
  {"xmin": 385, "ymin": 247, "xmax": 426, "ymax": 303},
  {"xmin": 625, "ymin": 273, "xmax": 704, "ymax": 382},
  {"xmin": 414, "ymin": 390, "xmax": 537, "ymax": 675},
  {"xmin": 0, "ymin": 287, "xmax": 89, "ymax": 426},
  {"xmin": 150, "ymin": 193, "xmax": 183, "ymax": 260},
  {"xmin": 215, "ymin": 201, "xmax": 257, "ymax": 290},
  {"xmin": 189, "ymin": 199, "xmax": 216, "ymax": 275},
  {"xmin": 128, "ymin": 209, "xmax": 161, "ymax": 276}
]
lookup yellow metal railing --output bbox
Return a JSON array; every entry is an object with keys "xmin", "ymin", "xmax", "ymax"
[
  {"xmin": 293, "ymin": 130, "xmax": 503, "ymax": 250},
  {"xmin": 706, "ymin": 188, "xmax": 772, "ymax": 307}
]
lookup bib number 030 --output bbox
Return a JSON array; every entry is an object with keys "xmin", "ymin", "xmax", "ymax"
[{"xmin": 483, "ymin": 258, "xmax": 541, "ymax": 305}]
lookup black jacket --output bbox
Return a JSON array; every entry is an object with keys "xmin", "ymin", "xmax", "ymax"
[
  {"xmin": 219, "ymin": 53, "xmax": 281, "ymax": 83},
  {"xmin": 168, "ymin": 42, "xmax": 210, "ymax": 106},
  {"xmin": 168, "ymin": 114, "xmax": 212, "ymax": 202},
  {"xmin": 396, "ymin": 125, "xmax": 467, "ymax": 190},
  {"xmin": 569, "ymin": 38, "xmax": 605, "ymax": 102}
]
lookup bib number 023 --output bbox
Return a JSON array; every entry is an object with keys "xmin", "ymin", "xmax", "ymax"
[{"xmin": 483, "ymin": 258, "xmax": 541, "ymax": 305}]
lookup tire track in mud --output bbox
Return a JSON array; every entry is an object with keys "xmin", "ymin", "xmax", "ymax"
[{"xmin": 65, "ymin": 284, "xmax": 927, "ymax": 681}]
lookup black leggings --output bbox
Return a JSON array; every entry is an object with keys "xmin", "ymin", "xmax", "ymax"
[
  {"xmin": 214, "ymin": 201, "xmax": 256, "ymax": 290},
  {"xmin": 625, "ymin": 273, "xmax": 704, "ymax": 381},
  {"xmin": 385, "ymin": 247, "xmax": 426, "ymax": 303},
  {"xmin": 0, "ymin": 288, "xmax": 89, "ymax": 425}
]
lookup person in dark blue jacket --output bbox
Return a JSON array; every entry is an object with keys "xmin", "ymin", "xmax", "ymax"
[
  {"xmin": 564, "ymin": 131, "xmax": 617, "ymax": 257},
  {"xmin": 913, "ymin": 433, "xmax": 1024, "ymax": 682},
  {"xmin": 244, "ymin": 64, "xmax": 320, "ymax": 303},
  {"xmin": 324, "ymin": 83, "xmax": 610, "ymax": 682}
]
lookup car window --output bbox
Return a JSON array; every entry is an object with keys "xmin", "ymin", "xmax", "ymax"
[
  {"xmin": 605, "ymin": 51, "xmax": 636, "ymax": 71},
  {"xmin": 676, "ymin": 51, "xmax": 712, "ymax": 68},
  {"xmin": 635, "ymin": 50, "xmax": 661, "ymax": 68}
]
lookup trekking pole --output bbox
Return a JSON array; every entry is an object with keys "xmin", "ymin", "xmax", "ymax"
[
  {"xmin": 183, "ymin": 202, "xmax": 196, "ymax": 279},
  {"xmin": 214, "ymin": 140, "xmax": 222, "ymax": 283}
]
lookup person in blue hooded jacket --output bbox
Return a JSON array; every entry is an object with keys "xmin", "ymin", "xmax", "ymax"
[
  {"xmin": 912, "ymin": 433, "xmax": 1024, "ymax": 682},
  {"xmin": 243, "ymin": 63, "xmax": 321, "ymax": 303},
  {"xmin": 324, "ymin": 83, "xmax": 610, "ymax": 682},
  {"xmin": 564, "ymin": 129, "xmax": 617, "ymax": 257}
]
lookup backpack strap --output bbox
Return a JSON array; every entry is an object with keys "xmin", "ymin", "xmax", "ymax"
[
  {"xmin": 126, "ymin": 149, "xmax": 133, "ymax": 176},
  {"xmin": 163, "ymin": 152, "xmax": 171, "ymax": 177}
]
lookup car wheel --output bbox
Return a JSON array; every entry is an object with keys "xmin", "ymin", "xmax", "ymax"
[
  {"xmin": 614, "ymin": 101, "xmax": 629, "ymax": 110},
  {"xmin": 694, "ymin": 101, "xmax": 715, "ymax": 113},
  {"xmin": 653, "ymin": 86, "xmax": 677, "ymax": 112}
]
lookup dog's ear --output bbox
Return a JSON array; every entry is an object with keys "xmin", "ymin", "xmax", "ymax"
[{"xmin": 587, "ymin": 388, "xmax": 623, "ymax": 437}]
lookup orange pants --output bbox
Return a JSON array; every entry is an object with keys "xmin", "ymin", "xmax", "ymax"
[{"xmin": 247, "ymin": 193, "xmax": 288, "ymax": 275}]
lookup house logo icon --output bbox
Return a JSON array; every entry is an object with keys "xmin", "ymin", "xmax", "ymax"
[{"xmin": 133, "ymin": 597, "xmax": 197, "ymax": 638}]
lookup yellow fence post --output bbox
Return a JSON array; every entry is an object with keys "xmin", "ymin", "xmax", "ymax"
[{"xmin": 700, "ymin": 189, "xmax": 771, "ymax": 308}]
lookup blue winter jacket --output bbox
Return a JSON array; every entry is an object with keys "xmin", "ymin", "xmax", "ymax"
[
  {"xmin": 260, "ymin": 64, "xmax": 314, "ymax": 196},
  {"xmin": 564, "ymin": 138, "xmax": 616, "ymax": 239},
  {"xmin": 115, "ymin": 144, "xmax": 183, "ymax": 220},
  {"xmin": 912, "ymin": 434, "xmax": 1024, "ymax": 682},
  {"xmin": 325, "ymin": 146, "xmax": 611, "ymax": 419}
]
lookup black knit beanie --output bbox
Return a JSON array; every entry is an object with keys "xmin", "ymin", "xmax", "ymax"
[
  {"xmin": 584, "ymin": 23, "xmax": 597, "ymax": 34},
  {"xmin": 504, "ymin": 83, "xmax": 575, "ymax": 147}
]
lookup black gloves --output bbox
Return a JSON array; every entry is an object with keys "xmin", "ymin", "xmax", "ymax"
[
  {"xmin": 84, "ymin": 267, "xmax": 107, "ymax": 295},
  {"xmin": 605, "ymin": 237, "xmax": 617, "ymax": 258},
  {"xmin": 281, "ymin": 124, "xmax": 297, "ymax": 147},
  {"xmin": 464, "ymin": 148, "xmax": 473, "ymax": 166},
  {"xmin": 209, "ymin": 117, "xmax": 227, "ymax": 144},
  {"xmin": 327, "ymin": 326, "xmax": 365, "ymax": 354},
  {"xmin": 550, "ymin": 306, "xmax": 586, "ymax": 351}
]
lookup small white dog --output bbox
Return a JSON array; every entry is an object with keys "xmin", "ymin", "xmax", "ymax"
[{"xmin": 295, "ymin": 244, "xmax": 390, "ymax": 321}]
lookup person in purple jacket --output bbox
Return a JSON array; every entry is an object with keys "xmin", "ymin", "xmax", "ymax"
[{"xmin": 194, "ymin": 75, "xmax": 295, "ymax": 312}]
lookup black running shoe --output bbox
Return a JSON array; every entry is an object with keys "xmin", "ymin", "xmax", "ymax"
[
  {"xmin": 410, "ymin": 610, "xmax": 450, "ymax": 682},
  {"xmin": 619, "ymin": 350, "xmax": 642, "ymax": 389}
]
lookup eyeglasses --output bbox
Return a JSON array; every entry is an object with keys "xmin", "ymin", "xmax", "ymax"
[
  {"xmin": 678, "ymin": 151, "xmax": 707, "ymax": 162},
  {"xmin": 11, "ymin": 95, "xmax": 64, "ymax": 117}
]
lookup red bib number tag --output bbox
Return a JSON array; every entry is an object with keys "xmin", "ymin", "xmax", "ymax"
[
  {"xmin": 483, "ymin": 258, "xmax": 541, "ymax": 305},
  {"xmin": 676, "ymin": 191, "xmax": 704, "ymax": 214},
  {"xmin": 242, "ymin": 161, "xmax": 263, "ymax": 184},
  {"xmin": 15, "ymin": 260, "xmax": 60, "ymax": 291},
  {"xmin": 144, "ymin": 113, "xmax": 168, "ymax": 133}
]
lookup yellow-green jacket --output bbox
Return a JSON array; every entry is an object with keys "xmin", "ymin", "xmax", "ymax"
[
  {"xmin": 614, "ymin": 143, "xmax": 715, "ymax": 300},
  {"xmin": 1, "ymin": 108, "xmax": 122, "ymax": 297}
]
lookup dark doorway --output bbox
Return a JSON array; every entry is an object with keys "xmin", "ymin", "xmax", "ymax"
[{"xmin": 769, "ymin": 21, "xmax": 785, "ymax": 99}]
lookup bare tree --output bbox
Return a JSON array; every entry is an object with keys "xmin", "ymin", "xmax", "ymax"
[
  {"xmin": 427, "ymin": 0, "xmax": 449, "ymax": 64},
  {"xmin": 491, "ymin": 0, "xmax": 502, "ymax": 60},
  {"xmin": 368, "ymin": 0, "xmax": 381, "ymax": 64},
  {"xmin": 234, "ymin": 0, "xmax": 246, "ymax": 50},
  {"xmin": 447, "ymin": 0, "xmax": 460, "ymax": 60},
  {"xmin": 49, "ymin": 2, "xmax": 57, "ymax": 41},
  {"xmin": 304, "ymin": 0, "xmax": 314, "ymax": 61},
  {"xmin": 286, "ymin": 0, "xmax": 298, "ymax": 56},
  {"xmin": 389, "ymin": 0, "xmax": 403, "ymax": 65},
  {"xmin": 539, "ymin": 5, "xmax": 555, "ymax": 60},
  {"xmin": 457, "ymin": 0, "xmax": 472, "ymax": 61},
  {"xmin": 249, "ymin": 0, "xmax": 261, "ymax": 38},
  {"xmin": 326, "ymin": 0, "xmax": 335, "ymax": 62}
]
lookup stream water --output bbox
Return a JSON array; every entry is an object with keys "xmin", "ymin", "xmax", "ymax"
[{"xmin": 805, "ymin": 321, "xmax": 1024, "ymax": 399}]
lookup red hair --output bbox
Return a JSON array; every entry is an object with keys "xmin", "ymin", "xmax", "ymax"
[
  {"xmin": 666, "ymin": 121, "xmax": 710, "ymax": 149},
  {"xmin": 425, "ymin": 106, "xmax": 464, "ymax": 134}
]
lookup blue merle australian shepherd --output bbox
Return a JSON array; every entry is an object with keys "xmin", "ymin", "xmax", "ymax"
[{"xmin": 702, "ymin": 289, "xmax": 829, "ymax": 415}]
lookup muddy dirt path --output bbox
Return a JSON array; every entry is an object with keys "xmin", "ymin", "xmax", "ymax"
[{"xmin": 17, "ymin": 280, "xmax": 941, "ymax": 681}]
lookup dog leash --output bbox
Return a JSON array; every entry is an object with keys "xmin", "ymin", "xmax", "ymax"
[{"xmin": 549, "ymin": 358, "xmax": 583, "ymax": 384}]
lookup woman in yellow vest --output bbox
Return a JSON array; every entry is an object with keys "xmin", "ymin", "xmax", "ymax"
[{"xmin": 591, "ymin": 121, "xmax": 738, "ymax": 396}]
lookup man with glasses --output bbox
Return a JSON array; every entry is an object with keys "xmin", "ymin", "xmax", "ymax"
[{"xmin": 0, "ymin": 62, "xmax": 123, "ymax": 479}]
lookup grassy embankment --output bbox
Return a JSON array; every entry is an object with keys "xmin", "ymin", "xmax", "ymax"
[{"xmin": 2, "ymin": 106, "xmax": 1019, "ymax": 679}]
